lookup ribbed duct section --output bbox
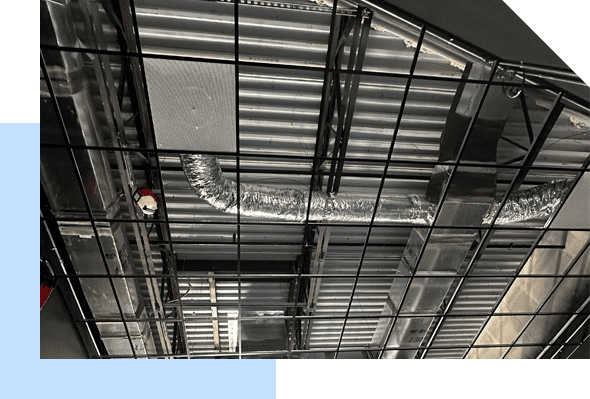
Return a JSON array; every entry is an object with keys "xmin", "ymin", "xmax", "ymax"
[
  {"xmin": 181, "ymin": 154, "xmax": 435, "ymax": 224},
  {"xmin": 181, "ymin": 154, "xmax": 572, "ymax": 225}
]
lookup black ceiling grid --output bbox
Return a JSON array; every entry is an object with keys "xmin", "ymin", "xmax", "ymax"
[{"xmin": 40, "ymin": 0, "xmax": 589, "ymax": 359}]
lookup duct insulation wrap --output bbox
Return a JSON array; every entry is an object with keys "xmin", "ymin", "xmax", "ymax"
[
  {"xmin": 482, "ymin": 179, "xmax": 573, "ymax": 225},
  {"xmin": 181, "ymin": 154, "xmax": 434, "ymax": 223},
  {"xmin": 181, "ymin": 154, "xmax": 572, "ymax": 225}
]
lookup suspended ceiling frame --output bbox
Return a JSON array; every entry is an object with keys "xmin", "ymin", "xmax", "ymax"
[{"xmin": 40, "ymin": 0, "xmax": 590, "ymax": 359}]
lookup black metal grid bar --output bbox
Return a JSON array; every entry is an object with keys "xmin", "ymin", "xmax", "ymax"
[
  {"xmin": 38, "ymin": 44, "xmax": 568, "ymax": 91},
  {"xmin": 460, "ymin": 154, "xmax": 590, "ymax": 358},
  {"xmin": 234, "ymin": 0, "xmax": 242, "ymax": 359},
  {"xmin": 116, "ymin": 0, "xmax": 179, "ymax": 357},
  {"xmin": 499, "ymin": 135, "xmax": 529, "ymax": 152},
  {"xmin": 128, "ymin": 0, "xmax": 191, "ymax": 358},
  {"xmin": 129, "ymin": 240, "xmax": 566, "ymax": 249},
  {"xmin": 287, "ymin": 0, "xmax": 342, "ymax": 357},
  {"xmin": 556, "ymin": 315, "xmax": 590, "ymax": 359},
  {"xmin": 74, "ymin": 311, "xmax": 590, "ymax": 323},
  {"xmin": 41, "ymin": 51, "xmax": 138, "ymax": 359},
  {"xmin": 333, "ymin": 25, "xmax": 427, "ymax": 358},
  {"xmin": 290, "ymin": 0, "xmax": 342, "ymax": 352},
  {"xmin": 41, "ymin": 210, "xmax": 104, "ymax": 358},
  {"xmin": 537, "ymin": 296, "xmax": 590, "ymax": 358},
  {"xmin": 419, "ymin": 92, "xmax": 567, "ymax": 358},
  {"xmin": 500, "ymin": 239, "xmax": 590, "ymax": 358},
  {"xmin": 520, "ymin": 92, "xmax": 535, "ymax": 144},
  {"xmin": 39, "ymin": 142, "xmax": 590, "ymax": 174},
  {"xmin": 54, "ymin": 273, "xmax": 590, "ymax": 279},
  {"xmin": 377, "ymin": 60, "xmax": 501, "ymax": 359},
  {"xmin": 93, "ymin": 339, "xmax": 588, "ymax": 359},
  {"xmin": 40, "ymin": 216, "xmax": 590, "ymax": 232},
  {"xmin": 565, "ymin": 329, "xmax": 590, "ymax": 359},
  {"xmin": 39, "ymin": 0, "xmax": 589, "ymax": 359}
]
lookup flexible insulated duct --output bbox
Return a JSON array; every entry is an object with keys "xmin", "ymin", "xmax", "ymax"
[{"xmin": 181, "ymin": 154, "xmax": 572, "ymax": 225}]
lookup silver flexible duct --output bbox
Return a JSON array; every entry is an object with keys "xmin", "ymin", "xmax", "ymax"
[
  {"xmin": 483, "ymin": 179, "xmax": 573, "ymax": 225},
  {"xmin": 181, "ymin": 154, "xmax": 572, "ymax": 225}
]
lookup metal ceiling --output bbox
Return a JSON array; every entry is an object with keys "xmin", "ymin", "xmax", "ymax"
[{"xmin": 40, "ymin": 0, "xmax": 590, "ymax": 359}]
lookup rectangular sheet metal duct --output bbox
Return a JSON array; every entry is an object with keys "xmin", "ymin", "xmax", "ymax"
[{"xmin": 371, "ymin": 63, "xmax": 519, "ymax": 358}]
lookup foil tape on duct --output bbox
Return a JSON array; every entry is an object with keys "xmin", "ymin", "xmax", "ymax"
[{"xmin": 181, "ymin": 154, "xmax": 572, "ymax": 225}]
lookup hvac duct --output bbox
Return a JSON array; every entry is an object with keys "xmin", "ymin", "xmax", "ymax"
[
  {"xmin": 369, "ymin": 62, "xmax": 520, "ymax": 358},
  {"xmin": 41, "ymin": 0, "xmax": 159, "ymax": 357},
  {"xmin": 181, "ymin": 154, "xmax": 572, "ymax": 226}
]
